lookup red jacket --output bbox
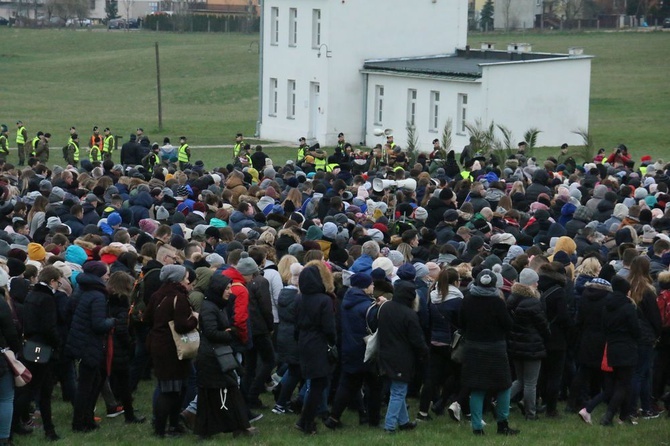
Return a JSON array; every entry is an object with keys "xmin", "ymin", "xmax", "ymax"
[{"xmin": 222, "ymin": 267, "xmax": 250, "ymax": 346}]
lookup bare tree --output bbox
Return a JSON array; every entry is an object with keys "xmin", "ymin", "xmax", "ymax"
[
  {"xmin": 120, "ymin": 0, "xmax": 135, "ymax": 27},
  {"xmin": 501, "ymin": 0, "xmax": 513, "ymax": 30}
]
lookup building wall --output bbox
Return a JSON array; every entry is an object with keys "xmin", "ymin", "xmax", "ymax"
[
  {"xmin": 363, "ymin": 73, "xmax": 482, "ymax": 154},
  {"xmin": 480, "ymin": 57, "xmax": 592, "ymax": 146},
  {"xmin": 260, "ymin": 0, "xmax": 469, "ymax": 146},
  {"xmin": 494, "ymin": 0, "xmax": 538, "ymax": 29}
]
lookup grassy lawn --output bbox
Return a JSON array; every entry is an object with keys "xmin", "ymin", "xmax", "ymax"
[
  {"xmin": 0, "ymin": 28, "xmax": 669, "ymax": 168},
  {"xmin": 12, "ymin": 378, "xmax": 670, "ymax": 445}
]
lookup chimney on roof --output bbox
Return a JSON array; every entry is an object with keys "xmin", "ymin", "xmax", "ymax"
[
  {"xmin": 480, "ymin": 42, "xmax": 495, "ymax": 51},
  {"xmin": 507, "ymin": 43, "xmax": 532, "ymax": 53},
  {"xmin": 568, "ymin": 47, "xmax": 584, "ymax": 56},
  {"xmin": 465, "ymin": 45, "xmax": 470, "ymax": 58}
]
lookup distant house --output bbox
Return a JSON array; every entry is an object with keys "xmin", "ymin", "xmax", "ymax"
[
  {"xmin": 494, "ymin": 0, "xmax": 541, "ymax": 30},
  {"xmin": 259, "ymin": 0, "xmax": 591, "ymax": 152}
]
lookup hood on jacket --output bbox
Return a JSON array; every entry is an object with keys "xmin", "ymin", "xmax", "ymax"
[
  {"xmin": 194, "ymin": 267, "xmax": 214, "ymax": 292},
  {"xmin": 592, "ymin": 184, "xmax": 607, "ymax": 199},
  {"xmin": 130, "ymin": 191, "xmax": 153, "ymax": 209},
  {"xmin": 430, "ymin": 285, "xmax": 463, "ymax": 304},
  {"xmin": 204, "ymin": 274, "xmax": 232, "ymax": 309},
  {"xmin": 299, "ymin": 264, "xmax": 327, "ymax": 295},
  {"xmin": 510, "ymin": 282, "xmax": 540, "ymax": 300},
  {"xmin": 229, "ymin": 210, "xmax": 251, "ymax": 225},
  {"xmin": 75, "ymin": 272, "xmax": 107, "ymax": 291},
  {"xmin": 561, "ymin": 202, "xmax": 577, "ymax": 217},
  {"xmin": 538, "ymin": 267, "xmax": 567, "ymax": 291},
  {"xmin": 65, "ymin": 245, "xmax": 88, "ymax": 266},
  {"xmin": 553, "ymin": 236, "xmax": 577, "ymax": 256},
  {"xmin": 532, "ymin": 169, "xmax": 549, "ymax": 185},
  {"xmin": 393, "ymin": 279, "xmax": 417, "ymax": 308},
  {"xmin": 222, "ymin": 266, "xmax": 246, "ymax": 284}
]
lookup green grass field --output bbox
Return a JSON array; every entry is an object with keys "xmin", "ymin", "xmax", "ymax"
[
  {"xmin": 12, "ymin": 378, "xmax": 670, "ymax": 445},
  {"xmin": 0, "ymin": 28, "xmax": 669, "ymax": 169}
]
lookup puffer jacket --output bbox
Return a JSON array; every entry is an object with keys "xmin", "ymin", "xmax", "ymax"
[
  {"xmin": 340, "ymin": 287, "xmax": 377, "ymax": 374},
  {"xmin": 276, "ymin": 286, "xmax": 300, "ymax": 365},
  {"xmin": 129, "ymin": 191, "xmax": 153, "ymax": 226},
  {"xmin": 428, "ymin": 285, "xmax": 462, "ymax": 345},
  {"xmin": 229, "ymin": 210, "xmax": 259, "ymax": 233},
  {"xmin": 575, "ymin": 282, "xmax": 609, "ymax": 367},
  {"xmin": 604, "ymin": 290, "xmax": 640, "ymax": 367},
  {"xmin": 22, "ymin": 283, "xmax": 61, "ymax": 357},
  {"xmin": 506, "ymin": 283, "xmax": 550, "ymax": 360},
  {"xmin": 65, "ymin": 273, "xmax": 115, "ymax": 367},
  {"xmin": 188, "ymin": 267, "xmax": 213, "ymax": 313},
  {"xmin": 378, "ymin": 280, "xmax": 428, "ymax": 382},
  {"xmin": 108, "ymin": 293, "xmax": 133, "ymax": 371},
  {"xmin": 538, "ymin": 268, "xmax": 570, "ymax": 352}
]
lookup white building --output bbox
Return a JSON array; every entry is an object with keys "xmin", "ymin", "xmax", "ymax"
[{"xmin": 259, "ymin": 0, "xmax": 591, "ymax": 152}]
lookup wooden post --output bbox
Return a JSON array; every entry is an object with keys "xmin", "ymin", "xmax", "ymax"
[
  {"xmin": 207, "ymin": 18, "xmax": 210, "ymax": 32},
  {"xmin": 155, "ymin": 42, "xmax": 163, "ymax": 131}
]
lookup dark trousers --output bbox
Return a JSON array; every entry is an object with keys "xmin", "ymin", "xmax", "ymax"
[
  {"xmin": 540, "ymin": 349, "xmax": 566, "ymax": 413},
  {"xmin": 154, "ymin": 386, "xmax": 186, "ymax": 436},
  {"xmin": 298, "ymin": 376, "xmax": 328, "ymax": 430},
  {"xmin": 130, "ymin": 325, "xmax": 150, "ymax": 392},
  {"xmin": 419, "ymin": 345, "xmax": 456, "ymax": 413},
  {"xmin": 605, "ymin": 366, "xmax": 634, "ymax": 420},
  {"xmin": 72, "ymin": 363, "xmax": 105, "ymax": 430},
  {"xmin": 55, "ymin": 357, "xmax": 77, "ymax": 404},
  {"xmin": 242, "ymin": 334, "xmax": 275, "ymax": 404},
  {"xmin": 653, "ymin": 345, "xmax": 670, "ymax": 399},
  {"xmin": 14, "ymin": 361, "xmax": 55, "ymax": 433},
  {"xmin": 330, "ymin": 371, "xmax": 382, "ymax": 426},
  {"xmin": 569, "ymin": 365, "xmax": 603, "ymax": 410},
  {"xmin": 110, "ymin": 366, "xmax": 136, "ymax": 421}
]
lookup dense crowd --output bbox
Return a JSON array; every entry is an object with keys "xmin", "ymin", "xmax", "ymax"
[{"xmin": 0, "ymin": 127, "xmax": 668, "ymax": 444}]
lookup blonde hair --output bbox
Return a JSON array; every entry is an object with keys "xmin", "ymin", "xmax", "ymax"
[
  {"xmin": 277, "ymin": 255, "xmax": 298, "ymax": 285},
  {"xmin": 305, "ymin": 260, "xmax": 335, "ymax": 294},
  {"xmin": 575, "ymin": 257, "xmax": 601, "ymax": 278}
]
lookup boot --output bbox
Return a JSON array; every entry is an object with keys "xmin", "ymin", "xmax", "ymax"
[
  {"xmin": 600, "ymin": 410, "xmax": 614, "ymax": 426},
  {"xmin": 496, "ymin": 420, "xmax": 520, "ymax": 436}
]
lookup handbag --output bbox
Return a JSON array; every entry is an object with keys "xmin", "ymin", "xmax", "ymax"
[
  {"xmin": 168, "ymin": 296, "xmax": 200, "ymax": 361},
  {"xmin": 363, "ymin": 301, "xmax": 386, "ymax": 363},
  {"xmin": 327, "ymin": 344, "xmax": 339, "ymax": 364},
  {"xmin": 213, "ymin": 344, "xmax": 241, "ymax": 374},
  {"xmin": 2, "ymin": 348, "xmax": 32, "ymax": 387},
  {"xmin": 22, "ymin": 340, "xmax": 53, "ymax": 364},
  {"xmin": 450, "ymin": 330, "xmax": 465, "ymax": 364}
]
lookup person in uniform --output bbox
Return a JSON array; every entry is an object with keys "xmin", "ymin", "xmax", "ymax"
[
  {"xmin": 178, "ymin": 136, "xmax": 191, "ymax": 171},
  {"xmin": 16, "ymin": 120, "xmax": 27, "ymax": 166}
]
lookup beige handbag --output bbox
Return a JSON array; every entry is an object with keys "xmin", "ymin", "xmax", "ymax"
[{"xmin": 168, "ymin": 296, "xmax": 200, "ymax": 360}]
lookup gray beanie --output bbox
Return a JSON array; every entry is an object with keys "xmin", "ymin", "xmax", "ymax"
[
  {"xmin": 156, "ymin": 205, "xmax": 169, "ymax": 221},
  {"xmin": 205, "ymin": 253, "xmax": 225, "ymax": 267},
  {"xmin": 160, "ymin": 264, "xmax": 187, "ymax": 283},
  {"xmin": 387, "ymin": 250, "xmax": 404, "ymax": 267},
  {"xmin": 519, "ymin": 268, "xmax": 539, "ymax": 286},
  {"xmin": 236, "ymin": 252, "xmax": 259, "ymax": 276},
  {"xmin": 288, "ymin": 243, "xmax": 304, "ymax": 256},
  {"xmin": 414, "ymin": 262, "xmax": 429, "ymax": 279}
]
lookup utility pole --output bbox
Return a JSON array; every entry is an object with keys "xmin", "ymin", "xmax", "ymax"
[{"xmin": 155, "ymin": 42, "xmax": 163, "ymax": 131}]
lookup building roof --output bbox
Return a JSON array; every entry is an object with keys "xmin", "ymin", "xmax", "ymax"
[{"xmin": 362, "ymin": 48, "xmax": 589, "ymax": 80}]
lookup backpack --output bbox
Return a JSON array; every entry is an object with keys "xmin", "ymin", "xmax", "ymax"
[
  {"xmin": 393, "ymin": 218, "xmax": 416, "ymax": 236},
  {"xmin": 128, "ymin": 268, "xmax": 160, "ymax": 325},
  {"xmin": 657, "ymin": 289, "xmax": 670, "ymax": 328}
]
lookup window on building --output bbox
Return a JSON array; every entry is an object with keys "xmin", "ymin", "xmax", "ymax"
[
  {"xmin": 407, "ymin": 89, "xmax": 417, "ymax": 127},
  {"xmin": 429, "ymin": 91, "xmax": 440, "ymax": 132},
  {"xmin": 374, "ymin": 85, "xmax": 384, "ymax": 125},
  {"xmin": 269, "ymin": 78, "xmax": 278, "ymax": 117},
  {"xmin": 457, "ymin": 93, "xmax": 468, "ymax": 134},
  {"xmin": 287, "ymin": 79, "xmax": 296, "ymax": 119},
  {"xmin": 270, "ymin": 7, "xmax": 279, "ymax": 45},
  {"xmin": 289, "ymin": 8, "xmax": 297, "ymax": 47},
  {"xmin": 312, "ymin": 9, "xmax": 321, "ymax": 49}
]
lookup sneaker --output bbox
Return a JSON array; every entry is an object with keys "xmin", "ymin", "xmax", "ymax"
[
  {"xmin": 398, "ymin": 421, "xmax": 417, "ymax": 431},
  {"xmin": 323, "ymin": 417, "xmax": 343, "ymax": 429},
  {"xmin": 271, "ymin": 373, "xmax": 282, "ymax": 384},
  {"xmin": 578, "ymin": 408, "xmax": 592, "ymax": 425},
  {"xmin": 271, "ymin": 404, "xmax": 289, "ymax": 415},
  {"xmin": 448, "ymin": 401, "xmax": 462, "ymax": 422},
  {"xmin": 641, "ymin": 409, "xmax": 662, "ymax": 419},
  {"xmin": 106, "ymin": 406, "xmax": 125, "ymax": 418},
  {"xmin": 125, "ymin": 415, "xmax": 147, "ymax": 424},
  {"xmin": 248, "ymin": 412, "xmax": 263, "ymax": 423},
  {"xmin": 516, "ymin": 401, "xmax": 526, "ymax": 416},
  {"xmin": 265, "ymin": 381, "xmax": 278, "ymax": 392},
  {"xmin": 93, "ymin": 417, "xmax": 101, "ymax": 423},
  {"xmin": 416, "ymin": 412, "xmax": 432, "ymax": 421}
]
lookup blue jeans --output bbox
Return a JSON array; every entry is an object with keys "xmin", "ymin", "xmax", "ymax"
[
  {"xmin": 470, "ymin": 387, "xmax": 511, "ymax": 431},
  {"xmin": 0, "ymin": 371, "xmax": 14, "ymax": 439},
  {"xmin": 385, "ymin": 380, "xmax": 409, "ymax": 431}
]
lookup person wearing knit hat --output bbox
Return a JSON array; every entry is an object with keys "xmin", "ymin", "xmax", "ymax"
[
  {"xmin": 236, "ymin": 252, "xmax": 259, "ymax": 277},
  {"xmin": 367, "ymin": 228, "xmax": 384, "ymax": 243},
  {"xmin": 322, "ymin": 222, "xmax": 338, "ymax": 240},
  {"xmin": 288, "ymin": 243, "xmax": 304, "ymax": 257},
  {"xmin": 349, "ymin": 272, "xmax": 373, "ymax": 290},
  {"xmin": 371, "ymin": 257, "xmax": 394, "ymax": 280},
  {"xmin": 425, "ymin": 262, "xmax": 441, "ymax": 281},
  {"xmin": 83, "ymin": 260, "xmax": 109, "ymax": 278},
  {"xmin": 413, "ymin": 207, "xmax": 428, "ymax": 222},
  {"xmin": 156, "ymin": 206, "xmax": 170, "ymax": 222},
  {"xmin": 28, "ymin": 242, "xmax": 46, "ymax": 262},
  {"xmin": 305, "ymin": 225, "xmax": 323, "ymax": 241},
  {"xmin": 414, "ymin": 263, "xmax": 429, "ymax": 281},
  {"xmin": 519, "ymin": 268, "xmax": 539, "ymax": 286},
  {"xmin": 205, "ymin": 253, "xmax": 225, "ymax": 268},
  {"xmin": 387, "ymin": 250, "xmax": 404, "ymax": 268},
  {"xmin": 139, "ymin": 219, "xmax": 159, "ymax": 235},
  {"xmin": 159, "ymin": 264, "xmax": 187, "ymax": 283},
  {"xmin": 290, "ymin": 263, "xmax": 304, "ymax": 286},
  {"xmin": 107, "ymin": 212, "xmax": 122, "ymax": 228},
  {"xmin": 396, "ymin": 263, "xmax": 416, "ymax": 281},
  {"xmin": 7, "ymin": 257, "xmax": 26, "ymax": 277}
]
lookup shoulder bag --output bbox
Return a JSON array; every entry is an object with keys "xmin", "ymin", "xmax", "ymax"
[
  {"xmin": 22, "ymin": 339, "xmax": 53, "ymax": 364},
  {"xmin": 363, "ymin": 301, "xmax": 386, "ymax": 363},
  {"xmin": 213, "ymin": 344, "xmax": 242, "ymax": 374},
  {"xmin": 168, "ymin": 296, "xmax": 200, "ymax": 360},
  {"xmin": 2, "ymin": 348, "xmax": 32, "ymax": 387}
]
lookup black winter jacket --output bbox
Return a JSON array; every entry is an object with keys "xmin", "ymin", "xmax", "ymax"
[
  {"xmin": 538, "ymin": 269, "xmax": 570, "ymax": 352},
  {"xmin": 575, "ymin": 284, "xmax": 608, "ymax": 367},
  {"xmin": 635, "ymin": 288, "xmax": 662, "ymax": 346},
  {"xmin": 296, "ymin": 266, "xmax": 337, "ymax": 379},
  {"xmin": 65, "ymin": 274, "xmax": 114, "ymax": 367},
  {"xmin": 248, "ymin": 275, "xmax": 274, "ymax": 337},
  {"xmin": 276, "ymin": 286, "xmax": 300, "ymax": 364},
  {"xmin": 108, "ymin": 294, "xmax": 133, "ymax": 371},
  {"xmin": 604, "ymin": 291, "xmax": 640, "ymax": 367},
  {"xmin": 378, "ymin": 280, "xmax": 428, "ymax": 383},
  {"xmin": 196, "ymin": 275, "xmax": 239, "ymax": 389},
  {"xmin": 340, "ymin": 287, "xmax": 377, "ymax": 374},
  {"xmin": 425, "ymin": 197, "xmax": 451, "ymax": 230},
  {"xmin": 23, "ymin": 282, "xmax": 61, "ymax": 359},
  {"xmin": 506, "ymin": 284, "xmax": 550, "ymax": 360},
  {"xmin": 0, "ymin": 299, "xmax": 21, "ymax": 377}
]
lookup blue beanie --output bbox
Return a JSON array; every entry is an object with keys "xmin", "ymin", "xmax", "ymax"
[
  {"xmin": 396, "ymin": 263, "xmax": 417, "ymax": 281},
  {"xmin": 350, "ymin": 273, "xmax": 372, "ymax": 289},
  {"xmin": 65, "ymin": 245, "xmax": 88, "ymax": 266},
  {"xmin": 107, "ymin": 212, "xmax": 122, "ymax": 227}
]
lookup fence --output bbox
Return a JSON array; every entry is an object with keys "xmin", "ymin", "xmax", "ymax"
[{"xmin": 143, "ymin": 14, "xmax": 260, "ymax": 33}]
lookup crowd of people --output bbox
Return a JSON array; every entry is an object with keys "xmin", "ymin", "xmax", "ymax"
[{"xmin": 0, "ymin": 126, "xmax": 668, "ymax": 444}]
